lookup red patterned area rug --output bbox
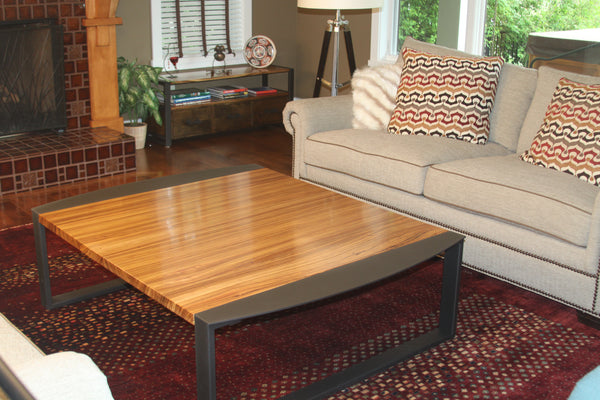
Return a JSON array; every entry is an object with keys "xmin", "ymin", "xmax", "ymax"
[{"xmin": 1, "ymin": 224, "xmax": 600, "ymax": 399}]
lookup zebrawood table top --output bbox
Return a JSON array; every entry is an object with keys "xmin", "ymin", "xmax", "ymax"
[{"xmin": 37, "ymin": 168, "xmax": 447, "ymax": 324}]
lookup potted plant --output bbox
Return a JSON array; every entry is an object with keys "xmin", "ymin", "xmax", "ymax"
[{"xmin": 117, "ymin": 56, "xmax": 163, "ymax": 149}]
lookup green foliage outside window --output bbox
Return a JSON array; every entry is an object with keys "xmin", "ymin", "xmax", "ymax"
[
  {"xmin": 398, "ymin": 0, "xmax": 440, "ymax": 45},
  {"xmin": 485, "ymin": 0, "xmax": 600, "ymax": 65},
  {"xmin": 398, "ymin": 0, "xmax": 600, "ymax": 66}
]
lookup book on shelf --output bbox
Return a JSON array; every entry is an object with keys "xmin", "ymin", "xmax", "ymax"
[
  {"xmin": 171, "ymin": 94, "xmax": 212, "ymax": 106},
  {"xmin": 157, "ymin": 87, "xmax": 211, "ymax": 103},
  {"xmin": 208, "ymin": 85, "xmax": 248, "ymax": 99},
  {"xmin": 248, "ymin": 87, "xmax": 278, "ymax": 96}
]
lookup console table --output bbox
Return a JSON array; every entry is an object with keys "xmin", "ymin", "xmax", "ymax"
[{"xmin": 148, "ymin": 65, "xmax": 294, "ymax": 147}]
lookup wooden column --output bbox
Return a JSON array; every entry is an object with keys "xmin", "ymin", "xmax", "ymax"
[{"xmin": 83, "ymin": 0, "xmax": 123, "ymax": 132}]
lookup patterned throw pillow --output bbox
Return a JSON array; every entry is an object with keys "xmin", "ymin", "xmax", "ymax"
[
  {"xmin": 520, "ymin": 78, "xmax": 600, "ymax": 186},
  {"xmin": 387, "ymin": 48, "xmax": 504, "ymax": 144}
]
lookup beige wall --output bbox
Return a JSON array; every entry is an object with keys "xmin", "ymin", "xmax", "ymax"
[
  {"xmin": 116, "ymin": 0, "xmax": 153, "ymax": 65},
  {"xmin": 115, "ymin": 0, "xmax": 374, "ymax": 98}
]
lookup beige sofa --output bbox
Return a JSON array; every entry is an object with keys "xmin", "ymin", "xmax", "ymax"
[
  {"xmin": 0, "ymin": 313, "xmax": 113, "ymax": 400},
  {"xmin": 283, "ymin": 38, "xmax": 600, "ymax": 319}
]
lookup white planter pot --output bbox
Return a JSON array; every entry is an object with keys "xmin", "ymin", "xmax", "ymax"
[{"xmin": 124, "ymin": 123, "xmax": 147, "ymax": 150}]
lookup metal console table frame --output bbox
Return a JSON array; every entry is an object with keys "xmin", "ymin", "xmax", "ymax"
[
  {"xmin": 32, "ymin": 164, "xmax": 464, "ymax": 400},
  {"xmin": 157, "ymin": 65, "xmax": 294, "ymax": 147}
]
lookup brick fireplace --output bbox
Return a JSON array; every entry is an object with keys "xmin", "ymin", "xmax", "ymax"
[
  {"xmin": 1, "ymin": 0, "xmax": 90, "ymax": 130},
  {"xmin": 0, "ymin": 0, "xmax": 135, "ymax": 195}
]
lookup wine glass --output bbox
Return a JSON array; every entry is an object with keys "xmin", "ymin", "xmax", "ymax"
[{"xmin": 169, "ymin": 56, "xmax": 179, "ymax": 72}]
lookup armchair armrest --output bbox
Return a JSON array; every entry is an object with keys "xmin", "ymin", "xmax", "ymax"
[{"xmin": 283, "ymin": 95, "xmax": 354, "ymax": 178}]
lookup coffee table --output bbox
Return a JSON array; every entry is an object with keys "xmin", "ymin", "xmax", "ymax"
[{"xmin": 32, "ymin": 165, "xmax": 464, "ymax": 400}]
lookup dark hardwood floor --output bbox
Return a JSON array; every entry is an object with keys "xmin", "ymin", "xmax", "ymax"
[{"xmin": 0, "ymin": 126, "xmax": 292, "ymax": 230}]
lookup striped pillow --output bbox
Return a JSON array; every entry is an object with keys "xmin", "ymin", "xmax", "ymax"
[
  {"xmin": 520, "ymin": 78, "xmax": 600, "ymax": 186},
  {"xmin": 387, "ymin": 48, "xmax": 504, "ymax": 144},
  {"xmin": 351, "ymin": 63, "xmax": 403, "ymax": 130}
]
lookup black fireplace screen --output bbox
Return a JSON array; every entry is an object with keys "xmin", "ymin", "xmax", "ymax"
[{"xmin": 0, "ymin": 19, "xmax": 67, "ymax": 137}]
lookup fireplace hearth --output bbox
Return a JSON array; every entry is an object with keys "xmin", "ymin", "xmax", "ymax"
[{"xmin": 0, "ymin": 128, "xmax": 136, "ymax": 195}]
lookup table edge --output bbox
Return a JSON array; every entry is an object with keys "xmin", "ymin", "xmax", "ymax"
[
  {"xmin": 196, "ymin": 231, "xmax": 464, "ymax": 327},
  {"xmin": 31, "ymin": 164, "xmax": 263, "ymax": 217}
]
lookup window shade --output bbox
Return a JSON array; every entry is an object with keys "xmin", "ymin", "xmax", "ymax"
[{"xmin": 160, "ymin": 0, "xmax": 245, "ymax": 59}]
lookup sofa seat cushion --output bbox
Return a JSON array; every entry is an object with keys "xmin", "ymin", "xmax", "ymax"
[
  {"xmin": 304, "ymin": 129, "xmax": 511, "ymax": 195},
  {"xmin": 424, "ymin": 155, "xmax": 599, "ymax": 246}
]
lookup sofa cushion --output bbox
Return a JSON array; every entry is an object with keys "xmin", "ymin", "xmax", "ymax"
[
  {"xmin": 424, "ymin": 155, "xmax": 599, "ymax": 246},
  {"xmin": 517, "ymin": 66, "xmax": 600, "ymax": 154},
  {"xmin": 349, "ymin": 37, "xmax": 536, "ymax": 151},
  {"xmin": 352, "ymin": 63, "xmax": 403, "ymax": 130},
  {"xmin": 520, "ymin": 77, "xmax": 600, "ymax": 186},
  {"xmin": 488, "ymin": 63, "xmax": 538, "ymax": 151},
  {"xmin": 304, "ymin": 129, "xmax": 511, "ymax": 195},
  {"xmin": 400, "ymin": 38, "xmax": 536, "ymax": 151},
  {"xmin": 14, "ymin": 352, "xmax": 114, "ymax": 400},
  {"xmin": 404, "ymin": 37, "xmax": 539, "ymax": 152},
  {"xmin": 387, "ymin": 47, "xmax": 504, "ymax": 144}
]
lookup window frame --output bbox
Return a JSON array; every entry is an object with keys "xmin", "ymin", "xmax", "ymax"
[
  {"xmin": 150, "ymin": 0, "xmax": 253, "ymax": 71},
  {"xmin": 370, "ymin": 0, "xmax": 486, "ymax": 64}
]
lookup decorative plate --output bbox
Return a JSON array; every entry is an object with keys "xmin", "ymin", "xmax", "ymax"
[{"xmin": 244, "ymin": 35, "xmax": 276, "ymax": 68}]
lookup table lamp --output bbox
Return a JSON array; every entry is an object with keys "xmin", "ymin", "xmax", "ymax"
[{"xmin": 298, "ymin": 0, "xmax": 384, "ymax": 97}]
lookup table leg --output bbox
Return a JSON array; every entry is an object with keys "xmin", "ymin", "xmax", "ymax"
[
  {"xmin": 33, "ymin": 217, "xmax": 128, "ymax": 310},
  {"xmin": 193, "ymin": 237, "xmax": 464, "ymax": 400},
  {"xmin": 439, "ymin": 240, "xmax": 463, "ymax": 337},
  {"xmin": 195, "ymin": 316, "xmax": 219, "ymax": 400}
]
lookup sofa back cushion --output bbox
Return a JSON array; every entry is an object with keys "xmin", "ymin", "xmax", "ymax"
[
  {"xmin": 401, "ymin": 38, "xmax": 538, "ymax": 152},
  {"xmin": 519, "ymin": 77, "xmax": 600, "ymax": 186},
  {"xmin": 489, "ymin": 63, "xmax": 538, "ymax": 151},
  {"xmin": 350, "ymin": 37, "xmax": 538, "ymax": 151},
  {"xmin": 517, "ymin": 66, "xmax": 600, "ymax": 154},
  {"xmin": 387, "ymin": 47, "xmax": 504, "ymax": 144}
]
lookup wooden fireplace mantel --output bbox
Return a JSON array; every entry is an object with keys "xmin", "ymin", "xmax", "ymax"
[{"xmin": 83, "ymin": 0, "xmax": 123, "ymax": 133}]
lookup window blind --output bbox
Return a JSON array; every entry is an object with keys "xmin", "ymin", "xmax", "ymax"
[{"xmin": 160, "ymin": 0, "xmax": 245, "ymax": 60}]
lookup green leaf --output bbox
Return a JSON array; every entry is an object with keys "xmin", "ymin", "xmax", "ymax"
[
  {"xmin": 151, "ymin": 108, "xmax": 162, "ymax": 126},
  {"xmin": 118, "ymin": 67, "xmax": 131, "ymax": 92},
  {"xmin": 135, "ymin": 70, "xmax": 151, "ymax": 91},
  {"xmin": 142, "ymin": 91, "xmax": 158, "ymax": 111}
]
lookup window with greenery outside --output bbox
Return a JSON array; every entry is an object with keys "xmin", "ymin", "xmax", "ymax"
[
  {"xmin": 485, "ymin": 0, "xmax": 600, "ymax": 65},
  {"xmin": 398, "ymin": 0, "xmax": 440, "ymax": 45},
  {"xmin": 397, "ymin": 0, "xmax": 600, "ymax": 66}
]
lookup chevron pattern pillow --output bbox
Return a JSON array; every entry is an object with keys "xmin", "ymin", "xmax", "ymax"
[
  {"xmin": 387, "ymin": 48, "xmax": 504, "ymax": 144},
  {"xmin": 520, "ymin": 78, "xmax": 600, "ymax": 186}
]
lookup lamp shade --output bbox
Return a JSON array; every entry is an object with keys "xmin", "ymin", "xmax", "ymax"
[{"xmin": 298, "ymin": 0, "xmax": 384, "ymax": 10}]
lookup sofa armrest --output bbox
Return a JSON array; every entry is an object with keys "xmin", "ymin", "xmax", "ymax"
[
  {"xmin": 283, "ymin": 96, "xmax": 354, "ymax": 178},
  {"xmin": 587, "ymin": 192, "xmax": 600, "ymax": 280},
  {"xmin": 10, "ymin": 352, "xmax": 114, "ymax": 400},
  {"xmin": 0, "ymin": 357, "xmax": 35, "ymax": 400}
]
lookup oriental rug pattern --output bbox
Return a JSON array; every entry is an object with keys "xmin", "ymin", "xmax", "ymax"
[{"xmin": 1, "ymin": 225, "xmax": 600, "ymax": 399}]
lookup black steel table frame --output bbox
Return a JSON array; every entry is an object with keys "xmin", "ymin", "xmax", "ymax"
[
  {"xmin": 31, "ymin": 164, "xmax": 464, "ymax": 400},
  {"xmin": 196, "ymin": 232, "xmax": 463, "ymax": 400},
  {"xmin": 32, "ymin": 165, "xmax": 263, "ymax": 310}
]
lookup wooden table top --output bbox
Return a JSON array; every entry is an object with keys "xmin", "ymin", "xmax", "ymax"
[{"xmin": 38, "ymin": 168, "xmax": 447, "ymax": 324}]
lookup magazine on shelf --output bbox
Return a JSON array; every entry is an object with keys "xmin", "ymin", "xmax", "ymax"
[
  {"xmin": 208, "ymin": 85, "xmax": 248, "ymax": 99},
  {"xmin": 248, "ymin": 87, "xmax": 278, "ymax": 96}
]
